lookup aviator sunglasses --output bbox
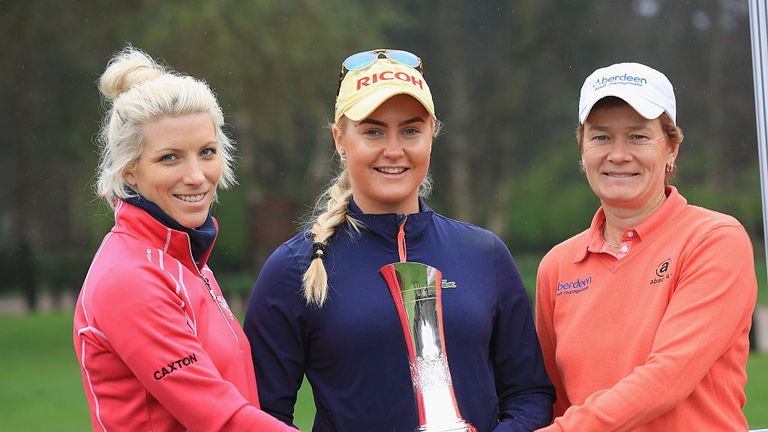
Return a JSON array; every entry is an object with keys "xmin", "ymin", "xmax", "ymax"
[{"xmin": 336, "ymin": 49, "xmax": 424, "ymax": 95}]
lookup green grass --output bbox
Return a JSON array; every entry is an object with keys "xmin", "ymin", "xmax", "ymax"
[
  {"xmin": 746, "ymin": 352, "xmax": 768, "ymax": 427},
  {"xmin": 0, "ymin": 313, "xmax": 90, "ymax": 431},
  {"xmin": 514, "ymin": 253, "xmax": 544, "ymax": 300},
  {"xmin": 1, "ymin": 312, "xmax": 766, "ymax": 430},
  {"xmin": 295, "ymin": 378, "xmax": 316, "ymax": 430},
  {"xmin": 0, "ymin": 312, "xmax": 317, "ymax": 431},
  {"xmin": 756, "ymin": 253, "xmax": 768, "ymax": 306}
]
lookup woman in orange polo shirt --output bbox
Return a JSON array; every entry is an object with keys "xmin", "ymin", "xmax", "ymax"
[{"xmin": 535, "ymin": 62, "xmax": 757, "ymax": 431}]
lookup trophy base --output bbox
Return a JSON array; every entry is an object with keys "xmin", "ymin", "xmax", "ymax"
[{"xmin": 416, "ymin": 421, "xmax": 476, "ymax": 432}]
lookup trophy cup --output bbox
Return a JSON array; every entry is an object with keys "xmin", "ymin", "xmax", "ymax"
[{"xmin": 380, "ymin": 262, "xmax": 475, "ymax": 432}]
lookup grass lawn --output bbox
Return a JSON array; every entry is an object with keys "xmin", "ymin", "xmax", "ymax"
[
  {"xmin": 1, "ymin": 312, "xmax": 766, "ymax": 430},
  {"xmin": 0, "ymin": 313, "xmax": 90, "ymax": 431},
  {"xmin": 746, "ymin": 352, "xmax": 768, "ymax": 428}
]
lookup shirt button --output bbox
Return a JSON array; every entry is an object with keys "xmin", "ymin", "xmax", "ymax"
[
  {"xmin": 620, "ymin": 245, "xmax": 629, "ymax": 253},
  {"xmin": 627, "ymin": 231, "xmax": 634, "ymax": 238}
]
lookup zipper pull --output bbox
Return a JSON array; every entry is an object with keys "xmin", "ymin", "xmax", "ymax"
[
  {"xmin": 201, "ymin": 275, "xmax": 217, "ymax": 301},
  {"xmin": 397, "ymin": 216, "xmax": 408, "ymax": 263},
  {"xmin": 203, "ymin": 274, "xmax": 235, "ymax": 319}
]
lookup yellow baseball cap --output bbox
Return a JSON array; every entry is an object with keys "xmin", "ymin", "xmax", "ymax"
[{"xmin": 334, "ymin": 58, "xmax": 436, "ymax": 123}]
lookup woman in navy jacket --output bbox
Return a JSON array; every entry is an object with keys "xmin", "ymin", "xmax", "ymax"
[{"xmin": 244, "ymin": 49, "xmax": 554, "ymax": 431}]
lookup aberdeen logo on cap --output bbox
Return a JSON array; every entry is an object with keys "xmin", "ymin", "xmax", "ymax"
[{"xmin": 592, "ymin": 73, "xmax": 648, "ymax": 90}]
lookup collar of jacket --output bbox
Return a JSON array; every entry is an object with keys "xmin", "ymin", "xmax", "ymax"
[
  {"xmin": 346, "ymin": 196, "xmax": 434, "ymax": 249},
  {"xmin": 121, "ymin": 189, "xmax": 217, "ymax": 266},
  {"xmin": 112, "ymin": 199, "xmax": 219, "ymax": 272}
]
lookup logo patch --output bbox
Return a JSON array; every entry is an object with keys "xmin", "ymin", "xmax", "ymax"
[
  {"xmin": 441, "ymin": 279, "xmax": 457, "ymax": 289},
  {"xmin": 592, "ymin": 74, "xmax": 648, "ymax": 91},
  {"xmin": 556, "ymin": 276, "xmax": 592, "ymax": 296},
  {"xmin": 153, "ymin": 354, "xmax": 198, "ymax": 380},
  {"xmin": 215, "ymin": 294, "xmax": 235, "ymax": 319},
  {"xmin": 649, "ymin": 258, "xmax": 672, "ymax": 285},
  {"xmin": 356, "ymin": 70, "xmax": 424, "ymax": 91}
]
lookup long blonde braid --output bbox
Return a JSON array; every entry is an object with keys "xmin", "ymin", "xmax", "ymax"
[{"xmin": 302, "ymin": 169, "xmax": 360, "ymax": 306}]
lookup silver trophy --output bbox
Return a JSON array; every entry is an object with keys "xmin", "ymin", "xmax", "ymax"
[{"xmin": 380, "ymin": 262, "xmax": 475, "ymax": 432}]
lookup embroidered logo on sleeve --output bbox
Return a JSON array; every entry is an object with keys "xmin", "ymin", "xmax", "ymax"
[{"xmin": 153, "ymin": 354, "xmax": 198, "ymax": 380}]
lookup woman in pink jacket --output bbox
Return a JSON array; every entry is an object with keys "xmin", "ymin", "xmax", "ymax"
[{"xmin": 73, "ymin": 46, "xmax": 293, "ymax": 432}]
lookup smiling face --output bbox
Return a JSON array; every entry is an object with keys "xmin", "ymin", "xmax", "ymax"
[
  {"xmin": 581, "ymin": 103, "xmax": 678, "ymax": 214},
  {"xmin": 123, "ymin": 112, "xmax": 222, "ymax": 229},
  {"xmin": 333, "ymin": 94, "xmax": 433, "ymax": 215}
]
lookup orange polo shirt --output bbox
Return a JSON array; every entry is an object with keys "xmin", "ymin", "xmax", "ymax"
[{"xmin": 535, "ymin": 186, "xmax": 756, "ymax": 431}]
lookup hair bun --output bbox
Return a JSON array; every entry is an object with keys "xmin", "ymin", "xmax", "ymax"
[{"xmin": 98, "ymin": 46, "xmax": 166, "ymax": 100}]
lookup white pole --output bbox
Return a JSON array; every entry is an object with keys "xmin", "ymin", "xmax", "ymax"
[
  {"xmin": 749, "ymin": 0, "xmax": 768, "ymax": 369},
  {"xmin": 749, "ymin": 0, "xmax": 768, "ymax": 275}
]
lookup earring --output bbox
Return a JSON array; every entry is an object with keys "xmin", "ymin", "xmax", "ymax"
[
  {"xmin": 339, "ymin": 151, "xmax": 346, "ymax": 162},
  {"xmin": 666, "ymin": 162, "xmax": 675, "ymax": 173}
]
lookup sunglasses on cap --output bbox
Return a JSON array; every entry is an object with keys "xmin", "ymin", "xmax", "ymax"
[{"xmin": 336, "ymin": 49, "xmax": 424, "ymax": 95}]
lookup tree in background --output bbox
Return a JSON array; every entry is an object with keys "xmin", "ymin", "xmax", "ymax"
[{"xmin": 1, "ymin": 0, "xmax": 760, "ymax": 308}]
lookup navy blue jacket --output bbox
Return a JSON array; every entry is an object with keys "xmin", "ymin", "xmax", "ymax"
[{"xmin": 244, "ymin": 199, "xmax": 554, "ymax": 431}]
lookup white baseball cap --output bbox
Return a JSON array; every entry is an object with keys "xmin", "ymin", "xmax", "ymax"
[{"xmin": 578, "ymin": 62, "xmax": 676, "ymax": 124}]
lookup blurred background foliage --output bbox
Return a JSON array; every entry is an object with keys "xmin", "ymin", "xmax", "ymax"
[{"xmin": 0, "ymin": 0, "xmax": 764, "ymax": 308}]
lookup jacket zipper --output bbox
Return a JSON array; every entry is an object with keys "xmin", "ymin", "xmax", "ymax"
[
  {"xmin": 182, "ymin": 230, "xmax": 239, "ymax": 343},
  {"xmin": 397, "ymin": 216, "xmax": 408, "ymax": 262},
  {"xmin": 201, "ymin": 273, "xmax": 239, "ymax": 342},
  {"xmin": 202, "ymin": 274, "xmax": 217, "ymax": 301}
]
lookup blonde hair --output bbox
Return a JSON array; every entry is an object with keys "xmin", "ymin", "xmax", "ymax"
[
  {"xmin": 302, "ymin": 116, "xmax": 437, "ymax": 307},
  {"xmin": 302, "ymin": 169, "xmax": 360, "ymax": 306},
  {"xmin": 95, "ymin": 46, "xmax": 236, "ymax": 208}
]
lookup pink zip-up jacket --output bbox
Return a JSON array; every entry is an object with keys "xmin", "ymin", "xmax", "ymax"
[{"xmin": 74, "ymin": 200, "xmax": 293, "ymax": 431}]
